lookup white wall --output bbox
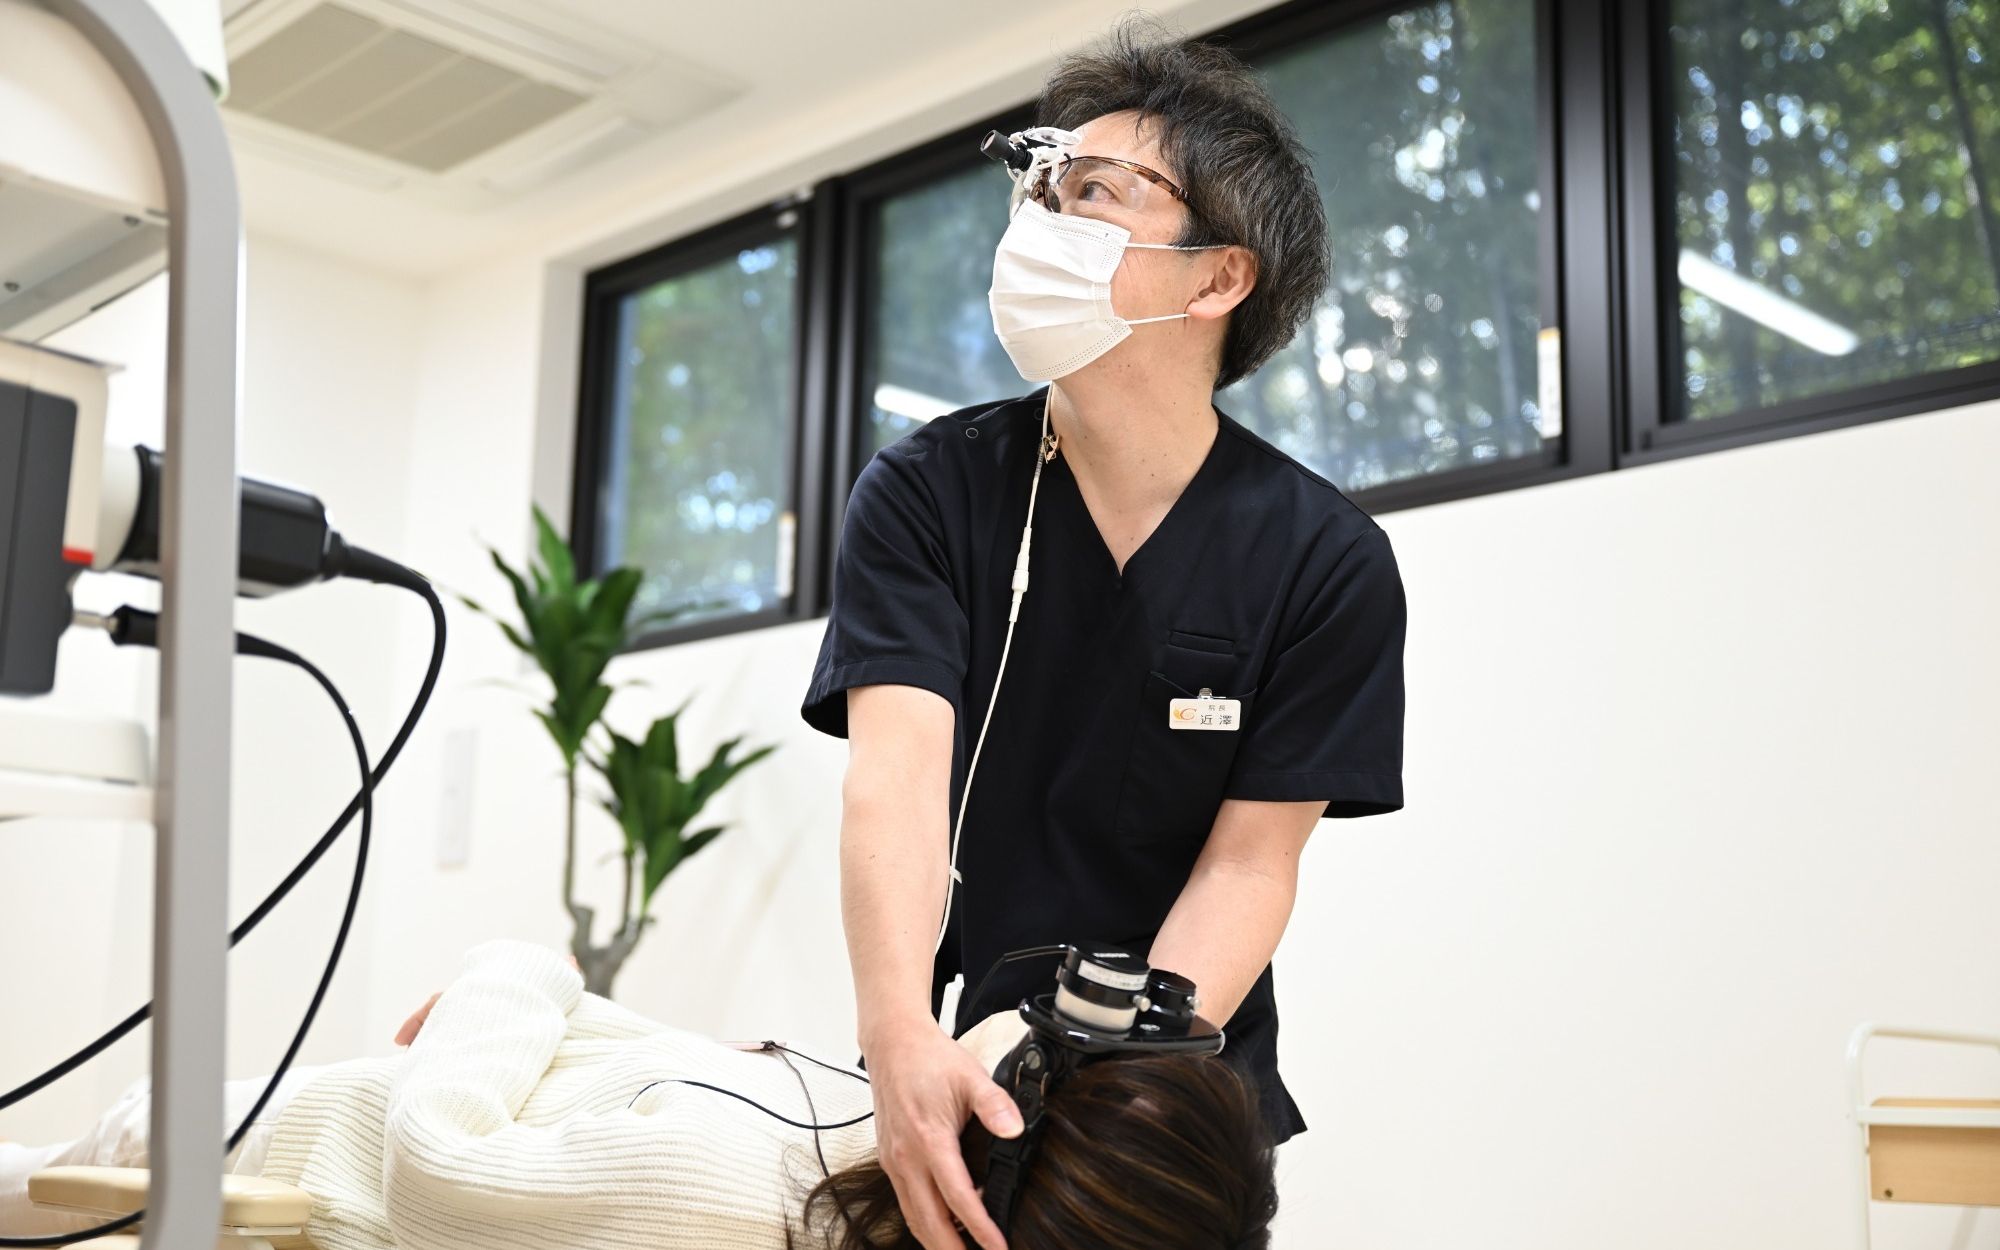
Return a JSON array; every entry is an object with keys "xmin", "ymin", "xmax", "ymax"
[{"xmin": 1274, "ymin": 404, "xmax": 2000, "ymax": 1249}]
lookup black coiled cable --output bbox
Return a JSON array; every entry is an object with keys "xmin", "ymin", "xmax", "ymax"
[{"xmin": 0, "ymin": 552, "xmax": 442, "ymax": 1246}]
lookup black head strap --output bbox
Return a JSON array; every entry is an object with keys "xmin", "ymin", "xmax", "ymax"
[
  {"xmin": 978, "ymin": 1036, "xmax": 1082, "ymax": 1232},
  {"xmin": 958, "ymin": 944, "xmax": 1224, "ymax": 1243}
]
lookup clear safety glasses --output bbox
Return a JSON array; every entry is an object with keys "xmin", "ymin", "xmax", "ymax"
[{"xmin": 1030, "ymin": 155, "xmax": 1190, "ymax": 218}]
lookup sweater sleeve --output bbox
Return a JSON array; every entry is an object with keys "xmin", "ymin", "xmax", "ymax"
[
  {"xmin": 383, "ymin": 940, "xmax": 578, "ymax": 1163},
  {"xmin": 380, "ymin": 942, "xmax": 757, "ymax": 1250},
  {"xmin": 382, "ymin": 941, "xmax": 596, "ymax": 1240}
]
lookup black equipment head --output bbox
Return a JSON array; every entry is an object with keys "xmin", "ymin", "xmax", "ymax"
[
  {"xmin": 979, "ymin": 129, "xmax": 1034, "ymax": 173},
  {"xmin": 966, "ymin": 943, "xmax": 1224, "ymax": 1240}
]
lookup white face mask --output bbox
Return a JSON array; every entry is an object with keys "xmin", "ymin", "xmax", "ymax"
[{"xmin": 987, "ymin": 198, "xmax": 1223, "ymax": 383}]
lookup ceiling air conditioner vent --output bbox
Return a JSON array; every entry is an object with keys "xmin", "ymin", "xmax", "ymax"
[
  {"xmin": 227, "ymin": 4, "xmax": 586, "ymax": 173},
  {"xmin": 221, "ymin": 0, "xmax": 740, "ymax": 208}
]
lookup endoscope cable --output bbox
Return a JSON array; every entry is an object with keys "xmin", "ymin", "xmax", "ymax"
[
  {"xmin": 937, "ymin": 393, "xmax": 1056, "ymax": 966},
  {"xmin": 0, "ymin": 551, "xmax": 443, "ymax": 1113},
  {"xmin": 0, "ymin": 626, "xmax": 374, "ymax": 1248}
]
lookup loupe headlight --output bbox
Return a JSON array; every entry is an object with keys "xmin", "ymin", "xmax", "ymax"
[{"xmin": 980, "ymin": 126, "xmax": 1080, "ymax": 212}]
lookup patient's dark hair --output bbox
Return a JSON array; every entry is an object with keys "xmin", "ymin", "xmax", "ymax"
[
  {"xmin": 795, "ymin": 1054, "xmax": 1277, "ymax": 1250},
  {"xmin": 1036, "ymin": 15, "xmax": 1329, "ymax": 388}
]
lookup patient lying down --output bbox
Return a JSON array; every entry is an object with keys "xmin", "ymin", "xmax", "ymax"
[{"xmin": 0, "ymin": 941, "xmax": 1276, "ymax": 1250}]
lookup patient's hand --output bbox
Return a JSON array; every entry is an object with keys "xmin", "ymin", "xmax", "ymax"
[
  {"xmin": 394, "ymin": 954, "xmax": 581, "ymax": 1045},
  {"xmin": 394, "ymin": 992, "xmax": 442, "ymax": 1046}
]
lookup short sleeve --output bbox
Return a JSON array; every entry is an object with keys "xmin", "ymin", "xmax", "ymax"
[
  {"xmin": 1225, "ymin": 526, "xmax": 1406, "ymax": 817},
  {"xmin": 800, "ymin": 449, "xmax": 970, "ymax": 738}
]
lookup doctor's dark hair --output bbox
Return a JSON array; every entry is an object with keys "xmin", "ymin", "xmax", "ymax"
[
  {"xmin": 1036, "ymin": 16, "xmax": 1329, "ymax": 389},
  {"xmin": 794, "ymin": 1053, "xmax": 1278, "ymax": 1250}
]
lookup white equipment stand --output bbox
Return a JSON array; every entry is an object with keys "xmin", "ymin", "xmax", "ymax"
[
  {"xmin": 1847, "ymin": 1023, "xmax": 2000, "ymax": 1249},
  {"xmin": 5, "ymin": 1, "xmax": 240, "ymax": 1247}
]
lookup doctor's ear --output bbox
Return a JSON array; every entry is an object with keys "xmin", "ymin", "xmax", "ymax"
[{"xmin": 1185, "ymin": 245, "xmax": 1258, "ymax": 322}]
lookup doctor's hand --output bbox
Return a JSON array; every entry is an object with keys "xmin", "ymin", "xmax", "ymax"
[{"xmin": 866, "ymin": 1019, "xmax": 1023, "ymax": 1250}]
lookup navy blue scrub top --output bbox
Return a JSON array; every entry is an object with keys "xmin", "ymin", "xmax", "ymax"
[{"xmin": 802, "ymin": 392, "xmax": 1406, "ymax": 1143}]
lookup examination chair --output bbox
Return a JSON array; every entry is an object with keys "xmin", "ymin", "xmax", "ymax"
[{"xmin": 26, "ymin": 1165, "xmax": 313, "ymax": 1250}]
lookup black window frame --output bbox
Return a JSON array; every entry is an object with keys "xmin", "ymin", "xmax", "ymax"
[
  {"xmin": 824, "ymin": 103, "xmax": 1035, "ymax": 587},
  {"xmin": 571, "ymin": 197, "xmax": 814, "ymax": 649},
  {"xmin": 1192, "ymin": 0, "xmax": 1603, "ymax": 510},
  {"xmin": 1616, "ymin": 0, "xmax": 2000, "ymax": 466},
  {"xmin": 573, "ymin": 0, "xmax": 2000, "ymax": 653}
]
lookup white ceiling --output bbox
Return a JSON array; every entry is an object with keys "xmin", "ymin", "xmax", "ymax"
[{"xmin": 224, "ymin": 0, "xmax": 1269, "ymax": 278}]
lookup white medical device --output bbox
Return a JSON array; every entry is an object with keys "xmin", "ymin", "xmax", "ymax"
[
  {"xmin": 0, "ymin": 0, "xmax": 225, "ymax": 342},
  {"xmin": 1, "ymin": 3, "xmax": 243, "ymax": 1248}
]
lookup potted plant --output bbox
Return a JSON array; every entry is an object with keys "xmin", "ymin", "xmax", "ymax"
[{"xmin": 464, "ymin": 508, "xmax": 773, "ymax": 996}]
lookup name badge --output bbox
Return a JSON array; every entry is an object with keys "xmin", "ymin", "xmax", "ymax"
[{"xmin": 1168, "ymin": 688, "xmax": 1241, "ymax": 731}]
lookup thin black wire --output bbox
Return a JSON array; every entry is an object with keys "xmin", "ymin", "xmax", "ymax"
[
  {"xmin": 773, "ymin": 1047, "xmax": 830, "ymax": 1179},
  {"xmin": 0, "ymin": 633, "xmax": 372, "ymax": 1248},
  {"xmin": 0, "ymin": 578, "xmax": 446, "ymax": 1112},
  {"xmin": 962, "ymin": 944, "xmax": 1068, "ymax": 1030},
  {"xmin": 624, "ymin": 1078, "xmax": 875, "ymax": 1133},
  {"xmin": 623, "ymin": 1042, "xmax": 874, "ymax": 1145},
  {"xmin": 768, "ymin": 1042, "xmax": 870, "ymax": 1086},
  {"xmin": 222, "ymin": 635, "xmax": 370, "ymax": 1151},
  {"xmin": 765, "ymin": 1042, "xmax": 870, "ymax": 1179}
]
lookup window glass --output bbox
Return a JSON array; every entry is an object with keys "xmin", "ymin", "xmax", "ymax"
[
  {"xmin": 1667, "ymin": 1, "xmax": 2000, "ymax": 421},
  {"xmin": 861, "ymin": 0, "xmax": 1549, "ymax": 491},
  {"xmin": 599, "ymin": 232, "xmax": 798, "ymax": 629},
  {"xmin": 1223, "ymin": 0, "xmax": 1549, "ymax": 489},
  {"xmin": 865, "ymin": 163, "xmax": 1019, "ymax": 454}
]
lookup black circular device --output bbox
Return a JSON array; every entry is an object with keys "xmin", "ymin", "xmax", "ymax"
[
  {"xmin": 1051, "ymin": 943, "xmax": 1152, "ymax": 1032},
  {"xmin": 1009, "ymin": 942, "xmax": 1224, "ymax": 1057},
  {"xmin": 1137, "ymin": 968, "xmax": 1201, "ymax": 1038}
]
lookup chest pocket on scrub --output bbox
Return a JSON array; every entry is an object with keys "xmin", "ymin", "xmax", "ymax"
[{"xmin": 1115, "ymin": 638, "xmax": 1258, "ymax": 851}]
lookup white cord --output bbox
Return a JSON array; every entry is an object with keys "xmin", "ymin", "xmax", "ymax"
[{"xmin": 936, "ymin": 394, "xmax": 1055, "ymax": 956}]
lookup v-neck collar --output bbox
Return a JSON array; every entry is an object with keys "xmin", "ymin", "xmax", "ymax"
[{"xmin": 1045, "ymin": 410, "xmax": 1234, "ymax": 586}]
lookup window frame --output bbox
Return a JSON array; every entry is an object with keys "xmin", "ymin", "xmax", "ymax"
[
  {"xmin": 571, "ymin": 198, "xmax": 812, "ymax": 649},
  {"xmin": 830, "ymin": 0, "xmax": 1597, "ymax": 516},
  {"xmin": 574, "ymin": 0, "xmax": 2000, "ymax": 654},
  {"xmin": 825, "ymin": 105, "xmax": 1036, "ymax": 568},
  {"xmin": 1208, "ymin": 0, "xmax": 1605, "ymax": 509},
  {"xmin": 1615, "ymin": 0, "xmax": 2000, "ymax": 467}
]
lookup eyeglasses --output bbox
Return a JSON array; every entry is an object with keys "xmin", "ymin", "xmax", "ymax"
[{"xmin": 1030, "ymin": 155, "xmax": 1189, "ymax": 218}]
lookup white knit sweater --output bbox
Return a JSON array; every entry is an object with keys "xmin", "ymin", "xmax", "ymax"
[{"xmin": 257, "ymin": 941, "xmax": 878, "ymax": 1250}]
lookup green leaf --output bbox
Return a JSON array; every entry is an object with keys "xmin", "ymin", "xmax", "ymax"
[
  {"xmin": 583, "ymin": 706, "xmax": 774, "ymax": 916},
  {"xmin": 533, "ymin": 709, "xmax": 579, "ymax": 766},
  {"xmin": 533, "ymin": 507, "xmax": 576, "ymax": 592},
  {"xmin": 679, "ymin": 824, "xmax": 727, "ymax": 861},
  {"xmin": 643, "ymin": 710, "xmax": 680, "ymax": 781},
  {"xmin": 495, "ymin": 620, "xmax": 534, "ymax": 659}
]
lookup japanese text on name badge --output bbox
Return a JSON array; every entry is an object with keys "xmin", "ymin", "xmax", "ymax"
[{"xmin": 1167, "ymin": 696, "xmax": 1241, "ymax": 731}]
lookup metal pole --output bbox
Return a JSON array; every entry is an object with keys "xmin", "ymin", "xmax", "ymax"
[{"xmin": 37, "ymin": 1, "xmax": 239, "ymax": 1246}]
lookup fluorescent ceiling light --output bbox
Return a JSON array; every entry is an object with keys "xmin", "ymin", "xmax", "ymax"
[
  {"xmin": 1677, "ymin": 249, "xmax": 1860, "ymax": 356},
  {"xmin": 874, "ymin": 383, "xmax": 959, "ymax": 422}
]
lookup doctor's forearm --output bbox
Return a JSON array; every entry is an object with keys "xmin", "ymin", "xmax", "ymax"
[
  {"xmin": 1147, "ymin": 798, "xmax": 1320, "ymax": 1026},
  {"xmin": 1148, "ymin": 862, "xmax": 1298, "ymax": 1027},
  {"xmin": 841, "ymin": 785, "xmax": 949, "ymax": 1048},
  {"xmin": 841, "ymin": 685, "xmax": 956, "ymax": 1051}
]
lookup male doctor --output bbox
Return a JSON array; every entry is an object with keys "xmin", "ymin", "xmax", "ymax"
[{"xmin": 801, "ymin": 22, "xmax": 1406, "ymax": 1250}]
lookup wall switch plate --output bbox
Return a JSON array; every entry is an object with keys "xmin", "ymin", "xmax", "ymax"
[{"xmin": 436, "ymin": 725, "xmax": 476, "ymax": 869}]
